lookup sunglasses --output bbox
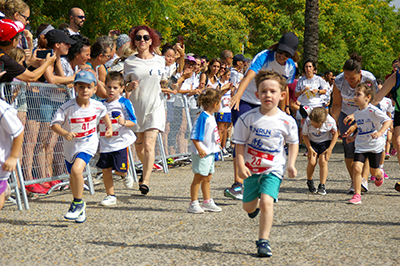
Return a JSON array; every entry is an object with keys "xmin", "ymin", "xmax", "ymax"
[
  {"xmin": 277, "ymin": 49, "xmax": 292, "ymax": 58},
  {"xmin": 74, "ymin": 15, "xmax": 85, "ymax": 19},
  {"xmin": 19, "ymin": 13, "xmax": 30, "ymax": 22},
  {"xmin": 135, "ymin": 35, "xmax": 151, "ymax": 42}
]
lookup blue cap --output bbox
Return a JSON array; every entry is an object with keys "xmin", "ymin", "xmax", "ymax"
[{"xmin": 73, "ymin": 71, "xmax": 97, "ymax": 85}]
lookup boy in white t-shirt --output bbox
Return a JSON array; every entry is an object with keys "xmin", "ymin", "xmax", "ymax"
[
  {"xmin": 51, "ymin": 71, "xmax": 112, "ymax": 222},
  {"xmin": 302, "ymin": 107, "xmax": 338, "ymax": 195},
  {"xmin": 0, "ymin": 98, "xmax": 24, "ymax": 210},
  {"xmin": 233, "ymin": 70, "xmax": 298, "ymax": 257},
  {"xmin": 97, "ymin": 72, "xmax": 137, "ymax": 206}
]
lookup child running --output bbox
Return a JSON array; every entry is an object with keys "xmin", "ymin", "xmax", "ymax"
[
  {"xmin": 187, "ymin": 89, "xmax": 222, "ymax": 214},
  {"xmin": 343, "ymin": 81, "xmax": 391, "ymax": 204},
  {"xmin": 51, "ymin": 71, "xmax": 112, "ymax": 222},
  {"xmin": 302, "ymin": 107, "xmax": 338, "ymax": 195},
  {"xmin": 233, "ymin": 70, "xmax": 299, "ymax": 257},
  {"xmin": 97, "ymin": 72, "xmax": 137, "ymax": 206},
  {"xmin": 0, "ymin": 97, "xmax": 24, "ymax": 210}
]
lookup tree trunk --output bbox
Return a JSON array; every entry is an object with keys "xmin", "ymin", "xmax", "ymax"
[{"xmin": 303, "ymin": 0, "xmax": 319, "ymax": 65}]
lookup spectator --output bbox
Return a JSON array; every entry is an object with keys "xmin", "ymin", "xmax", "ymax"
[
  {"xmin": 67, "ymin": 7, "xmax": 85, "ymax": 36},
  {"xmin": 221, "ymin": 49, "xmax": 233, "ymax": 68},
  {"xmin": 61, "ymin": 34, "xmax": 91, "ymax": 77}
]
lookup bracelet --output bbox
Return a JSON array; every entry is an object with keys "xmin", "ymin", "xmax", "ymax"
[{"xmin": 285, "ymin": 105, "xmax": 290, "ymax": 108}]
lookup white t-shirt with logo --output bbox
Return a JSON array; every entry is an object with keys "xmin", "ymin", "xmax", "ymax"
[
  {"xmin": 302, "ymin": 114, "xmax": 337, "ymax": 143},
  {"xmin": 190, "ymin": 111, "xmax": 220, "ymax": 155},
  {"xmin": 50, "ymin": 98, "xmax": 107, "ymax": 163},
  {"xmin": 0, "ymin": 99, "xmax": 24, "ymax": 180},
  {"xmin": 218, "ymin": 80, "xmax": 231, "ymax": 113},
  {"xmin": 354, "ymin": 103, "xmax": 391, "ymax": 154},
  {"xmin": 99, "ymin": 96, "xmax": 137, "ymax": 153},
  {"xmin": 232, "ymin": 108, "xmax": 298, "ymax": 178},
  {"xmin": 295, "ymin": 75, "xmax": 330, "ymax": 107}
]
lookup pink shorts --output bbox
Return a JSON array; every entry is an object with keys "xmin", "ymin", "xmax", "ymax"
[{"xmin": 0, "ymin": 180, "xmax": 8, "ymax": 195}]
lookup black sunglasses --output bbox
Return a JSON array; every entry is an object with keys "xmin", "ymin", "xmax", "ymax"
[
  {"xmin": 277, "ymin": 49, "xmax": 292, "ymax": 58},
  {"xmin": 135, "ymin": 35, "xmax": 151, "ymax": 42},
  {"xmin": 74, "ymin": 15, "xmax": 85, "ymax": 19},
  {"xmin": 19, "ymin": 13, "xmax": 30, "ymax": 22}
]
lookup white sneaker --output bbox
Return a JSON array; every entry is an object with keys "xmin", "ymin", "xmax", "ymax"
[
  {"xmin": 100, "ymin": 195, "xmax": 117, "ymax": 206},
  {"xmin": 123, "ymin": 173, "xmax": 134, "ymax": 189},
  {"xmin": 5, "ymin": 182, "xmax": 11, "ymax": 201},
  {"xmin": 187, "ymin": 200, "xmax": 204, "ymax": 214},
  {"xmin": 202, "ymin": 199, "xmax": 222, "ymax": 212},
  {"xmin": 361, "ymin": 178, "xmax": 369, "ymax": 192},
  {"xmin": 75, "ymin": 209, "xmax": 86, "ymax": 223},
  {"xmin": 347, "ymin": 182, "xmax": 355, "ymax": 194}
]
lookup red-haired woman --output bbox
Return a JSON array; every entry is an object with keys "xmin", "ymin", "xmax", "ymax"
[{"xmin": 124, "ymin": 25, "xmax": 167, "ymax": 195}]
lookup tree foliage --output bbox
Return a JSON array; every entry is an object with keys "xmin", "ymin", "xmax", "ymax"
[{"xmin": 27, "ymin": 0, "xmax": 400, "ymax": 79}]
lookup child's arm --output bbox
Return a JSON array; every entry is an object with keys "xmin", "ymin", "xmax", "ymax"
[
  {"xmin": 192, "ymin": 140, "xmax": 207, "ymax": 158},
  {"xmin": 51, "ymin": 124, "xmax": 76, "ymax": 141},
  {"xmin": 236, "ymin": 144, "xmax": 251, "ymax": 179},
  {"xmin": 371, "ymin": 120, "xmax": 392, "ymax": 139},
  {"xmin": 323, "ymin": 130, "xmax": 339, "ymax": 161},
  {"xmin": 2, "ymin": 131, "xmax": 24, "ymax": 172},
  {"xmin": 118, "ymin": 116, "xmax": 136, "ymax": 127},
  {"xmin": 302, "ymin": 134, "xmax": 317, "ymax": 159},
  {"xmin": 287, "ymin": 143, "xmax": 298, "ymax": 178},
  {"xmin": 103, "ymin": 113, "xmax": 113, "ymax": 138},
  {"xmin": 342, "ymin": 124, "xmax": 357, "ymax": 140}
]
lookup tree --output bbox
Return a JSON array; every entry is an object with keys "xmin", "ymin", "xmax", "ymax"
[{"xmin": 303, "ymin": 0, "xmax": 319, "ymax": 64}]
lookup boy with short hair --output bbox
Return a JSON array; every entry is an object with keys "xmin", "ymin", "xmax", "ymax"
[
  {"xmin": 0, "ymin": 98, "xmax": 24, "ymax": 210},
  {"xmin": 51, "ymin": 71, "xmax": 112, "ymax": 223},
  {"xmin": 97, "ymin": 71, "xmax": 137, "ymax": 206},
  {"xmin": 233, "ymin": 70, "xmax": 299, "ymax": 257}
]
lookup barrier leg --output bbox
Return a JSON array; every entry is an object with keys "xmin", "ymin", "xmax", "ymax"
[
  {"xmin": 16, "ymin": 159, "xmax": 29, "ymax": 210},
  {"xmin": 9, "ymin": 171, "xmax": 22, "ymax": 210},
  {"xmin": 85, "ymin": 164, "xmax": 95, "ymax": 195},
  {"xmin": 128, "ymin": 147, "xmax": 138, "ymax": 182},
  {"xmin": 157, "ymin": 133, "xmax": 169, "ymax": 174}
]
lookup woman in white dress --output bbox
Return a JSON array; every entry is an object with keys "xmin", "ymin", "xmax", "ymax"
[{"xmin": 124, "ymin": 25, "xmax": 166, "ymax": 195}]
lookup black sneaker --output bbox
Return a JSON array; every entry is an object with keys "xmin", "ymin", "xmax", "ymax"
[
  {"xmin": 307, "ymin": 180, "xmax": 317, "ymax": 193},
  {"xmin": 248, "ymin": 208, "xmax": 260, "ymax": 219},
  {"xmin": 256, "ymin": 239, "xmax": 272, "ymax": 257},
  {"xmin": 317, "ymin": 184, "xmax": 326, "ymax": 195}
]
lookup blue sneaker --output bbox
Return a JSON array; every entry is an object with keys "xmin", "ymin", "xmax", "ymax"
[
  {"xmin": 224, "ymin": 182, "xmax": 243, "ymax": 200},
  {"xmin": 256, "ymin": 239, "xmax": 272, "ymax": 257},
  {"xmin": 64, "ymin": 201, "xmax": 86, "ymax": 220}
]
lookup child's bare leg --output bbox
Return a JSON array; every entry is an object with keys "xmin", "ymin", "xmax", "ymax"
[
  {"xmin": 190, "ymin": 173, "xmax": 204, "ymax": 201},
  {"xmin": 201, "ymin": 174, "xmax": 212, "ymax": 200},
  {"xmin": 243, "ymin": 198, "xmax": 259, "ymax": 214},
  {"xmin": 0, "ymin": 192, "xmax": 5, "ymax": 210},
  {"xmin": 259, "ymin": 194, "xmax": 274, "ymax": 240},
  {"xmin": 70, "ymin": 158, "xmax": 87, "ymax": 199},
  {"xmin": 371, "ymin": 167, "xmax": 382, "ymax": 181},
  {"xmin": 102, "ymin": 168, "xmax": 114, "ymax": 195},
  {"xmin": 353, "ymin": 161, "xmax": 363, "ymax": 195},
  {"xmin": 361, "ymin": 159, "xmax": 369, "ymax": 181},
  {"xmin": 319, "ymin": 154, "xmax": 328, "ymax": 185},
  {"xmin": 307, "ymin": 152, "xmax": 317, "ymax": 180},
  {"xmin": 114, "ymin": 171, "xmax": 127, "ymax": 178}
]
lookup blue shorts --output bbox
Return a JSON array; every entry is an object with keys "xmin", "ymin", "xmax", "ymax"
[
  {"xmin": 191, "ymin": 153, "xmax": 215, "ymax": 176},
  {"xmin": 96, "ymin": 147, "xmax": 129, "ymax": 173},
  {"xmin": 216, "ymin": 112, "xmax": 232, "ymax": 123},
  {"xmin": 231, "ymin": 100, "xmax": 260, "ymax": 126},
  {"xmin": 65, "ymin": 152, "xmax": 92, "ymax": 174},
  {"xmin": 243, "ymin": 172, "xmax": 282, "ymax": 203}
]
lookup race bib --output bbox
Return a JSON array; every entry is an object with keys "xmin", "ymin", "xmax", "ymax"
[
  {"xmin": 214, "ymin": 126, "xmax": 220, "ymax": 144},
  {"xmin": 304, "ymin": 89, "xmax": 315, "ymax": 99},
  {"xmin": 222, "ymin": 96, "xmax": 230, "ymax": 107},
  {"xmin": 246, "ymin": 147, "xmax": 274, "ymax": 173},
  {"xmin": 99, "ymin": 119, "xmax": 119, "ymax": 137},
  {"xmin": 343, "ymin": 97, "xmax": 357, "ymax": 107},
  {"xmin": 70, "ymin": 115, "xmax": 97, "ymax": 138}
]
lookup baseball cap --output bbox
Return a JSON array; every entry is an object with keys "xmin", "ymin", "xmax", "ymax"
[
  {"xmin": 45, "ymin": 29, "xmax": 76, "ymax": 45},
  {"xmin": 277, "ymin": 32, "xmax": 299, "ymax": 57},
  {"xmin": 116, "ymin": 34, "xmax": 130, "ymax": 50},
  {"xmin": 0, "ymin": 19, "xmax": 24, "ymax": 42},
  {"xmin": 233, "ymin": 54, "xmax": 245, "ymax": 65},
  {"xmin": 73, "ymin": 71, "xmax": 97, "ymax": 85},
  {"xmin": 185, "ymin": 55, "xmax": 196, "ymax": 63}
]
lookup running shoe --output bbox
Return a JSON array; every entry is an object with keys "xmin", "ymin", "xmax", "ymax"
[
  {"xmin": 375, "ymin": 169, "xmax": 384, "ymax": 187},
  {"xmin": 122, "ymin": 173, "xmax": 134, "ymax": 189},
  {"xmin": 222, "ymin": 148, "xmax": 230, "ymax": 157},
  {"xmin": 385, "ymin": 153, "xmax": 390, "ymax": 160},
  {"xmin": 361, "ymin": 178, "xmax": 369, "ymax": 192},
  {"xmin": 75, "ymin": 208, "xmax": 86, "ymax": 223},
  {"xmin": 248, "ymin": 208, "xmax": 260, "ymax": 219},
  {"xmin": 25, "ymin": 184, "xmax": 48, "ymax": 194},
  {"xmin": 349, "ymin": 193, "xmax": 362, "ymax": 204},
  {"xmin": 256, "ymin": 239, "xmax": 272, "ymax": 257},
  {"xmin": 187, "ymin": 200, "xmax": 204, "ymax": 214},
  {"xmin": 64, "ymin": 201, "xmax": 86, "ymax": 220},
  {"xmin": 307, "ymin": 180, "xmax": 317, "ymax": 193},
  {"xmin": 347, "ymin": 182, "xmax": 355, "ymax": 194},
  {"xmin": 201, "ymin": 199, "xmax": 222, "ymax": 212},
  {"xmin": 395, "ymin": 182, "xmax": 400, "ymax": 192},
  {"xmin": 317, "ymin": 184, "xmax": 326, "ymax": 195},
  {"xmin": 370, "ymin": 176, "xmax": 376, "ymax": 182},
  {"xmin": 390, "ymin": 149, "xmax": 397, "ymax": 156},
  {"xmin": 100, "ymin": 195, "xmax": 117, "ymax": 206},
  {"xmin": 153, "ymin": 163, "xmax": 163, "ymax": 171},
  {"xmin": 382, "ymin": 168, "xmax": 389, "ymax": 179},
  {"xmin": 224, "ymin": 182, "xmax": 243, "ymax": 200}
]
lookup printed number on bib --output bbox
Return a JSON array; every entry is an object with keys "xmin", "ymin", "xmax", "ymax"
[
  {"xmin": 99, "ymin": 119, "xmax": 119, "ymax": 137},
  {"xmin": 70, "ymin": 115, "xmax": 97, "ymax": 138},
  {"xmin": 245, "ymin": 147, "xmax": 274, "ymax": 174}
]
